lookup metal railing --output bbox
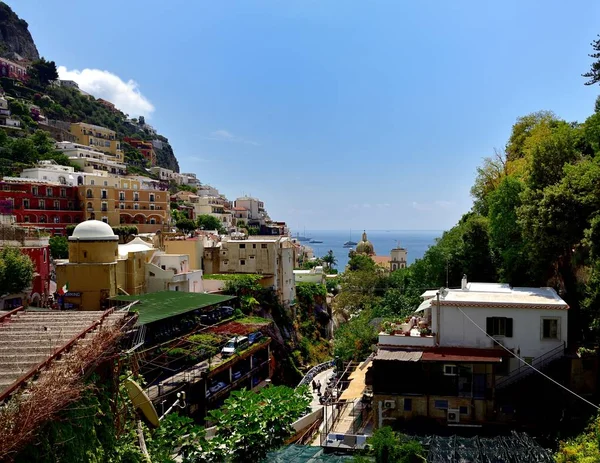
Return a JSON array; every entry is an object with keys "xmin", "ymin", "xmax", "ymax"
[
  {"xmin": 296, "ymin": 359, "xmax": 335, "ymax": 388},
  {"xmin": 496, "ymin": 342, "xmax": 566, "ymax": 390}
]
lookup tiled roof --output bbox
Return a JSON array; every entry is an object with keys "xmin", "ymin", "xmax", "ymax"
[
  {"xmin": 421, "ymin": 347, "xmax": 504, "ymax": 363},
  {"xmin": 374, "ymin": 349, "xmax": 422, "ymax": 362}
]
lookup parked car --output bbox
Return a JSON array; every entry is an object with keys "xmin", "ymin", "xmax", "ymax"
[
  {"xmin": 221, "ymin": 336, "xmax": 249, "ymax": 357},
  {"xmin": 248, "ymin": 331, "xmax": 263, "ymax": 345},
  {"xmin": 209, "ymin": 381, "xmax": 227, "ymax": 394},
  {"xmin": 220, "ymin": 306, "xmax": 234, "ymax": 318}
]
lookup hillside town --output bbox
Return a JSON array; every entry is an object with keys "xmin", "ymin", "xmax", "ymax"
[{"xmin": 1, "ymin": 2, "xmax": 600, "ymax": 463}]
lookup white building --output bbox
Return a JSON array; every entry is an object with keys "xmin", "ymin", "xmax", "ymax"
[
  {"xmin": 379, "ymin": 277, "xmax": 568, "ymax": 373},
  {"xmin": 150, "ymin": 166, "xmax": 183, "ymax": 184},
  {"xmin": 294, "ymin": 266, "xmax": 325, "ymax": 284},
  {"xmin": 55, "ymin": 142, "xmax": 127, "ymax": 176},
  {"xmin": 19, "ymin": 160, "xmax": 77, "ymax": 185},
  {"xmin": 146, "ymin": 252, "xmax": 204, "ymax": 293},
  {"xmin": 180, "ymin": 172, "xmax": 202, "ymax": 188}
]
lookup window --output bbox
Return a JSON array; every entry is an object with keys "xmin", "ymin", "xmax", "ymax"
[
  {"xmin": 403, "ymin": 398, "xmax": 412, "ymax": 411},
  {"xmin": 23, "ymin": 199, "xmax": 29, "ymax": 209},
  {"xmin": 261, "ymin": 243, "xmax": 268, "ymax": 249},
  {"xmin": 240, "ymin": 259, "xmax": 246, "ymax": 266},
  {"xmin": 486, "ymin": 317, "xmax": 513, "ymax": 337},
  {"xmin": 542, "ymin": 318, "xmax": 559, "ymax": 339},
  {"xmin": 86, "ymin": 189, "xmax": 93, "ymax": 198},
  {"xmin": 252, "ymin": 244, "xmax": 256, "ymax": 249},
  {"xmin": 459, "ymin": 406, "xmax": 469, "ymax": 415},
  {"xmin": 23, "ymin": 215, "xmax": 29, "ymax": 222},
  {"xmin": 434, "ymin": 400, "xmax": 448, "ymax": 410},
  {"xmin": 32, "ymin": 186, "xmax": 38, "ymax": 196},
  {"xmin": 150, "ymin": 218, "xmax": 156, "ymax": 224},
  {"xmin": 101, "ymin": 202, "xmax": 108, "ymax": 212},
  {"xmin": 39, "ymin": 199, "xmax": 45, "ymax": 209},
  {"xmin": 103, "ymin": 181, "xmax": 108, "ymax": 186},
  {"xmin": 123, "ymin": 182, "xmax": 128, "ymax": 188},
  {"xmin": 90, "ymin": 180, "xmax": 95, "ymax": 185},
  {"xmin": 223, "ymin": 260, "xmax": 229, "ymax": 265},
  {"xmin": 239, "ymin": 244, "xmax": 246, "ymax": 249},
  {"xmin": 101, "ymin": 190, "xmax": 107, "ymax": 199},
  {"xmin": 83, "ymin": 251, "xmax": 87, "ymax": 258},
  {"xmin": 53, "ymin": 216, "xmax": 59, "ymax": 223},
  {"xmin": 120, "ymin": 203, "xmax": 124, "ymax": 210},
  {"xmin": 46, "ymin": 187, "xmax": 52, "ymax": 197},
  {"xmin": 60, "ymin": 188, "xmax": 66, "ymax": 197},
  {"xmin": 119, "ymin": 192, "xmax": 125, "ymax": 201},
  {"xmin": 102, "ymin": 217, "xmax": 108, "ymax": 223},
  {"xmin": 250, "ymin": 255, "xmax": 255, "ymax": 259},
  {"xmin": 54, "ymin": 200, "xmax": 59, "ymax": 209},
  {"xmin": 150, "ymin": 204, "xmax": 155, "ymax": 210},
  {"xmin": 68, "ymin": 201, "xmax": 73, "ymax": 209},
  {"xmin": 443, "ymin": 364, "xmax": 458, "ymax": 376},
  {"xmin": 134, "ymin": 192, "xmax": 139, "ymax": 201},
  {"xmin": 149, "ymin": 193, "xmax": 155, "ymax": 202},
  {"xmin": 134, "ymin": 204, "xmax": 139, "ymax": 210}
]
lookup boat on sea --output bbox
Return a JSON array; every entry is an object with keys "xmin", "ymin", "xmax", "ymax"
[
  {"xmin": 295, "ymin": 227, "xmax": 311, "ymax": 242},
  {"xmin": 309, "ymin": 239, "xmax": 323, "ymax": 243},
  {"xmin": 343, "ymin": 229, "xmax": 357, "ymax": 246}
]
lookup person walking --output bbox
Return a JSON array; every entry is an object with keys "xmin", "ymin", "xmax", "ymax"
[{"xmin": 312, "ymin": 379, "xmax": 317, "ymax": 392}]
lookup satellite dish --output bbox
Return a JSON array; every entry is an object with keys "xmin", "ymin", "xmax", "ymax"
[{"xmin": 125, "ymin": 378, "xmax": 160, "ymax": 428}]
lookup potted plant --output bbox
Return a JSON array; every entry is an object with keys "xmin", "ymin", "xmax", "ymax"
[{"xmin": 419, "ymin": 328, "xmax": 431, "ymax": 337}]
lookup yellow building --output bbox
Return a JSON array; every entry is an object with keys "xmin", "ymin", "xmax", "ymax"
[
  {"xmin": 164, "ymin": 236, "xmax": 204, "ymax": 270},
  {"xmin": 70, "ymin": 122, "xmax": 123, "ymax": 159},
  {"xmin": 77, "ymin": 174, "xmax": 169, "ymax": 232},
  {"xmin": 56, "ymin": 220, "xmax": 120, "ymax": 310}
]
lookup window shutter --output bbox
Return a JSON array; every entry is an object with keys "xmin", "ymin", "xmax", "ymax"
[
  {"xmin": 486, "ymin": 317, "xmax": 493, "ymax": 335},
  {"xmin": 505, "ymin": 318, "xmax": 513, "ymax": 338}
]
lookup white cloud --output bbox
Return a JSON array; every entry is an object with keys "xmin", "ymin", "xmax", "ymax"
[
  {"xmin": 205, "ymin": 129, "xmax": 259, "ymax": 146},
  {"xmin": 57, "ymin": 66, "xmax": 155, "ymax": 117},
  {"xmin": 412, "ymin": 200, "xmax": 456, "ymax": 211}
]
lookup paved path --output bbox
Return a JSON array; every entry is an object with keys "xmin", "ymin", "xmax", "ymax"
[{"xmin": 309, "ymin": 367, "xmax": 334, "ymax": 411}]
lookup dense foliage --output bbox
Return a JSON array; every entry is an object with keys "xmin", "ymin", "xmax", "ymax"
[
  {"xmin": 0, "ymin": 247, "xmax": 34, "ymax": 295},
  {"xmin": 48, "ymin": 235, "xmax": 68, "ymax": 259},
  {"xmin": 555, "ymin": 413, "xmax": 600, "ymax": 462},
  {"xmin": 185, "ymin": 386, "xmax": 311, "ymax": 463},
  {"xmin": 197, "ymin": 214, "xmax": 226, "ymax": 233},
  {"xmin": 357, "ymin": 426, "xmax": 425, "ymax": 463}
]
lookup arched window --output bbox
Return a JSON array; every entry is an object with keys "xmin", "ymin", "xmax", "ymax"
[
  {"xmin": 77, "ymin": 176, "xmax": 84, "ymax": 185},
  {"xmin": 86, "ymin": 189, "xmax": 93, "ymax": 198}
]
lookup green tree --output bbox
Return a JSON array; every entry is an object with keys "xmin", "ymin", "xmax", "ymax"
[
  {"xmin": 197, "ymin": 214, "xmax": 225, "ymax": 233},
  {"xmin": 367, "ymin": 426, "xmax": 425, "ymax": 463},
  {"xmin": 348, "ymin": 253, "xmax": 376, "ymax": 272},
  {"xmin": 176, "ymin": 218, "xmax": 197, "ymax": 235},
  {"xmin": 583, "ymin": 35, "xmax": 600, "ymax": 86},
  {"xmin": 322, "ymin": 249, "xmax": 337, "ymax": 270},
  {"xmin": 0, "ymin": 247, "xmax": 34, "ymax": 295},
  {"xmin": 185, "ymin": 386, "xmax": 311, "ymax": 463},
  {"xmin": 28, "ymin": 58, "xmax": 59, "ymax": 87},
  {"xmin": 49, "ymin": 236, "xmax": 68, "ymax": 259},
  {"xmin": 333, "ymin": 310, "xmax": 378, "ymax": 362}
]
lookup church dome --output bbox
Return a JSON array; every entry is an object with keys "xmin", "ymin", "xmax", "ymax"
[
  {"xmin": 355, "ymin": 230, "xmax": 375, "ymax": 255},
  {"xmin": 69, "ymin": 220, "xmax": 118, "ymax": 241}
]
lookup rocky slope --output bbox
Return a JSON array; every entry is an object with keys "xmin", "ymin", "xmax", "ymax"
[{"xmin": 0, "ymin": 3, "xmax": 39, "ymax": 60}]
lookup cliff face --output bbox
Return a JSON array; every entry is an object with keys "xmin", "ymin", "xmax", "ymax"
[{"xmin": 0, "ymin": 3, "xmax": 39, "ymax": 60}]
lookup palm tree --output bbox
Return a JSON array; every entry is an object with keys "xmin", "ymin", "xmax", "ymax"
[{"xmin": 322, "ymin": 250, "xmax": 337, "ymax": 270}]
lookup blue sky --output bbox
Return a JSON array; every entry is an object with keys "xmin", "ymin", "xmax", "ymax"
[{"xmin": 11, "ymin": 1, "xmax": 600, "ymax": 231}]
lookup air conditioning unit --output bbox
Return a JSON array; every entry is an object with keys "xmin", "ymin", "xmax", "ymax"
[
  {"xmin": 447, "ymin": 408, "xmax": 460, "ymax": 423},
  {"xmin": 383, "ymin": 400, "xmax": 396, "ymax": 409}
]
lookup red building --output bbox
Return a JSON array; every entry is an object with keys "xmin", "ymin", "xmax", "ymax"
[
  {"xmin": 0, "ymin": 57, "xmax": 29, "ymax": 82},
  {"xmin": 0, "ymin": 221, "xmax": 51, "ymax": 306},
  {"xmin": 0, "ymin": 180, "xmax": 83, "ymax": 235},
  {"xmin": 123, "ymin": 137, "xmax": 156, "ymax": 166}
]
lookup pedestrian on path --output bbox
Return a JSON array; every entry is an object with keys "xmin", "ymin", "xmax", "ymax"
[
  {"xmin": 317, "ymin": 381, "xmax": 322, "ymax": 394},
  {"xmin": 312, "ymin": 379, "xmax": 317, "ymax": 392}
]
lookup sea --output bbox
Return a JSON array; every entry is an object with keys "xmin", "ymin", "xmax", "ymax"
[{"xmin": 293, "ymin": 230, "xmax": 442, "ymax": 270}]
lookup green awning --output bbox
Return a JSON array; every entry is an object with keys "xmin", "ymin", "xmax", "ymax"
[{"xmin": 110, "ymin": 291, "xmax": 235, "ymax": 326}]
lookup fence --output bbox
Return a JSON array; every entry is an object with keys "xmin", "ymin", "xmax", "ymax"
[{"xmin": 296, "ymin": 360, "xmax": 335, "ymax": 388}]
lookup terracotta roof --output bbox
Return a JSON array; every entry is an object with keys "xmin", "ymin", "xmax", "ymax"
[
  {"xmin": 421, "ymin": 347, "xmax": 505, "ymax": 363},
  {"xmin": 372, "ymin": 256, "xmax": 391, "ymax": 266}
]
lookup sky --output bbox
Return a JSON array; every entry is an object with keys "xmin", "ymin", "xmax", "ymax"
[{"xmin": 10, "ymin": 1, "xmax": 600, "ymax": 231}]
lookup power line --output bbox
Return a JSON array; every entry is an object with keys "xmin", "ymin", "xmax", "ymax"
[{"xmin": 457, "ymin": 307, "xmax": 600, "ymax": 411}]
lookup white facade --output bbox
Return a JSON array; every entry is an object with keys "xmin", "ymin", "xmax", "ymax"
[
  {"xmin": 180, "ymin": 172, "xmax": 202, "ymax": 188},
  {"xmin": 146, "ymin": 252, "xmax": 204, "ymax": 293},
  {"xmin": 20, "ymin": 161, "xmax": 77, "ymax": 185},
  {"xmin": 294, "ymin": 266, "xmax": 325, "ymax": 284},
  {"xmin": 150, "ymin": 166, "xmax": 183, "ymax": 184},
  {"xmin": 56, "ymin": 142, "xmax": 126, "ymax": 175},
  {"xmin": 379, "ymin": 281, "xmax": 568, "ymax": 372}
]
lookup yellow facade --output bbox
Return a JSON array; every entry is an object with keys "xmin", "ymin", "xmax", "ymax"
[
  {"xmin": 70, "ymin": 122, "xmax": 123, "ymax": 157},
  {"xmin": 57, "ymin": 237, "xmax": 120, "ymax": 311},
  {"xmin": 80, "ymin": 184, "xmax": 119, "ymax": 225},
  {"xmin": 164, "ymin": 238, "xmax": 204, "ymax": 270}
]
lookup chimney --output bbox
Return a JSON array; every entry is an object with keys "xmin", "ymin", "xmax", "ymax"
[{"xmin": 461, "ymin": 274, "xmax": 468, "ymax": 291}]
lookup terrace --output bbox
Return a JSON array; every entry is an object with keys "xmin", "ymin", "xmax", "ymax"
[{"xmin": 377, "ymin": 317, "xmax": 436, "ymax": 348}]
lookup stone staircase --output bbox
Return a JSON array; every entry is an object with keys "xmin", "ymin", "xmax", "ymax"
[{"xmin": 0, "ymin": 310, "xmax": 126, "ymax": 395}]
